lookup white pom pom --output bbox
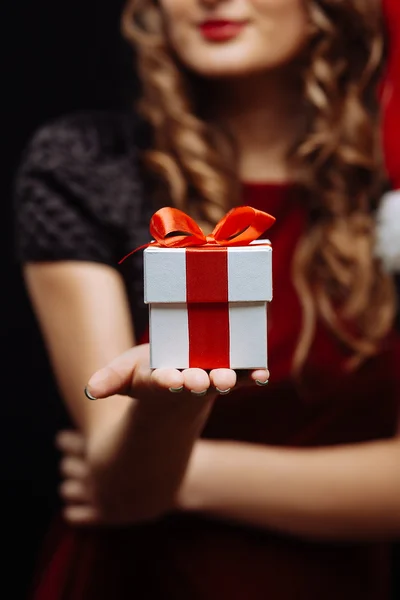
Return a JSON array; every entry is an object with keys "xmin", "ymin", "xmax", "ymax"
[{"xmin": 375, "ymin": 190, "xmax": 400, "ymax": 273}]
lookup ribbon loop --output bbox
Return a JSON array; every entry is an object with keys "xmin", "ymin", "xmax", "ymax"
[
  {"xmin": 151, "ymin": 206, "xmax": 275, "ymax": 248},
  {"xmin": 211, "ymin": 206, "xmax": 275, "ymax": 246},
  {"xmin": 119, "ymin": 205, "xmax": 275, "ymax": 264},
  {"xmin": 150, "ymin": 207, "xmax": 207, "ymax": 247}
]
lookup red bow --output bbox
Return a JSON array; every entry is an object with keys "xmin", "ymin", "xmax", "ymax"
[{"xmin": 119, "ymin": 206, "xmax": 275, "ymax": 264}]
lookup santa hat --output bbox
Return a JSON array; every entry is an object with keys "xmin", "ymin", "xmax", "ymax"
[{"xmin": 375, "ymin": 0, "xmax": 400, "ymax": 272}]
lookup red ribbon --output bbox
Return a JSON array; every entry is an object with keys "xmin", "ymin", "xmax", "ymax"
[{"xmin": 119, "ymin": 205, "xmax": 276, "ymax": 264}]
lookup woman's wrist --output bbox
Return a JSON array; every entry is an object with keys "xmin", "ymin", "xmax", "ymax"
[
  {"xmin": 175, "ymin": 439, "xmax": 216, "ymax": 513},
  {"xmin": 84, "ymin": 394, "xmax": 216, "ymax": 522}
]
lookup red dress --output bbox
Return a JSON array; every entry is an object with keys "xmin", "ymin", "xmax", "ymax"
[{"xmin": 30, "ymin": 183, "xmax": 400, "ymax": 600}]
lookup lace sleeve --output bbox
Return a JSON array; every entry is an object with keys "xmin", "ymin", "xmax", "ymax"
[{"xmin": 14, "ymin": 113, "xmax": 125, "ymax": 265}]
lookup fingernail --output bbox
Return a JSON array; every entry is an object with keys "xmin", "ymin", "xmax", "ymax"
[
  {"xmin": 255, "ymin": 379, "xmax": 269, "ymax": 387},
  {"xmin": 169, "ymin": 386, "xmax": 184, "ymax": 393},
  {"xmin": 190, "ymin": 389, "xmax": 208, "ymax": 397},
  {"xmin": 84, "ymin": 386, "xmax": 97, "ymax": 401},
  {"xmin": 215, "ymin": 387, "xmax": 231, "ymax": 395}
]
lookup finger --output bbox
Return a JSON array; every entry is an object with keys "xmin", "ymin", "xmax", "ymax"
[
  {"xmin": 60, "ymin": 457, "xmax": 89, "ymax": 480},
  {"xmin": 150, "ymin": 368, "xmax": 185, "ymax": 391},
  {"xmin": 209, "ymin": 369, "xmax": 237, "ymax": 394},
  {"xmin": 63, "ymin": 505, "xmax": 102, "ymax": 526},
  {"xmin": 55, "ymin": 430, "xmax": 86, "ymax": 456},
  {"xmin": 249, "ymin": 369, "xmax": 270, "ymax": 385},
  {"xmin": 59, "ymin": 480, "xmax": 92, "ymax": 503},
  {"xmin": 181, "ymin": 368, "xmax": 211, "ymax": 395},
  {"xmin": 86, "ymin": 345, "xmax": 150, "ymax": 399}
]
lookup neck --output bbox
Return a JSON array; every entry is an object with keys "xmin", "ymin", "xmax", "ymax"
[{"xmin": 206, "ymin": 66, "xmax": 305, "ymax": 182}]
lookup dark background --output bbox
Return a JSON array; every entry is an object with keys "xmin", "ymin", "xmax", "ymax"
[
  {"xmin": 3, "ymin": 1, "xmax": 129, "ymax": 597},
  {"xmin": 2, "ymin": 2, "xmax": 400, "ymax": 599}
]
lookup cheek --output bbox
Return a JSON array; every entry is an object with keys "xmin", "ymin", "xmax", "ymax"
[
  {"xmin": 159, "ymin": 0, "xmax": 193, "ymax": 48},
  {"xmin": 252, "ymin": 0, "xmax": 309, "ymax": 55},
  {"xmin": 159, "ymin": 0, "xmax": 186, "ymax": 12},
  {"xmin": 158, "ymin": 0, "xmax": 193, "ymax": 24},
  {"xmin": 251, "ymin": 0, "xmax": 306, "ymax": 10},
  {"xmin": 252, "ymin": 0, "xmax": 308, "ymax": 30}
]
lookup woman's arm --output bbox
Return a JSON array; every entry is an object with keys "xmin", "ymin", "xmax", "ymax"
[
  {"xmin": 177, "ymin": 436, "xmax": 400, "ymax": 540},
  {"xmin": 24, "ymin": 261, "xmax": 234, "ymax": 522},
  {"xmin": 24, "ymin": 262, "xmax": 135, "ymax": 433}
]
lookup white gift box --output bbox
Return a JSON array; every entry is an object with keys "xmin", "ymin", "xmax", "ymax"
[{"xmin": 144, "ymin": 241, "xmax": 273, "ymax": 370}]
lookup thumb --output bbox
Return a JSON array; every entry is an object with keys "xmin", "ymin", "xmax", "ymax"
[{"xmin": 85, "ymin": 345, "xmax": 149, "ymax": 400}]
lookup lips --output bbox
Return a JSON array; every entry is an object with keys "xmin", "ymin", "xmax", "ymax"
[{"xmin": 198, "ymin": 20, "xmax": 248, "ymax": 42}]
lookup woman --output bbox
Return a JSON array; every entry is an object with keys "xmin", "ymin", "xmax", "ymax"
[{"xmin": 15, "ymin": 0, "xmax": 400, "ymax": 598}]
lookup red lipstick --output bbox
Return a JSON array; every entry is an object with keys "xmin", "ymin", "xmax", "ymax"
[{"xmin": 198, "ymin": 20, "xmax": 248, "ymax": 42}]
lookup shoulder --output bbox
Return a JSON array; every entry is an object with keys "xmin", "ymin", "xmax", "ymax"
[
  {"xmin": 14, "ymin": 110, "xmax": 153, "ymax": 264},
  {"xmin": 17, "ymin": 109, "xmax": 148, "ymax": 178},
  {"xmin": 15, "ymin": 110, "xmax": 152, "ymax": 224}
]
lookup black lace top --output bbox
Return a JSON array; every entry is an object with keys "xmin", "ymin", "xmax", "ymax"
[{"xmin": 14, "ymin": 110, "xmax": 154, "ymax": 339}]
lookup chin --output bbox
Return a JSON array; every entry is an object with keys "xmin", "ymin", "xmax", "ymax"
[
  {"xmin": 189, "ymin": 62, "xmax": 261, "ymax": 79},
  {"xmin": 186, "ymin": 58, "xmax": 294, "ymax": 80},
  {"xmin": 180, "ymin": 44, "xmax": 304, "ymax": 81}
]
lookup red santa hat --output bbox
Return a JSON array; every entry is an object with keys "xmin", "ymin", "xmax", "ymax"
[{"xmin": 375, "ymin": 0, "xmax": 400, "ymax": 272}]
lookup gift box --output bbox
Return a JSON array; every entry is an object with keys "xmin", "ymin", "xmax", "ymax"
[
  {"xmin": 119, "ymin": 206, "xmax": 275, "ymax": 370},
  {"xmin": 144, "ymin": 242, "xmax": 272, "ymax": 370},
  {"xmin": 139, "ymin": 206, "xmax": 275, "ymax": 370}
]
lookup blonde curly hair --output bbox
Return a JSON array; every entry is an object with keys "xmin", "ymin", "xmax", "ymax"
[{"xmin": 121, "ymin": 0, "xmax": 396, "ymax": 373}]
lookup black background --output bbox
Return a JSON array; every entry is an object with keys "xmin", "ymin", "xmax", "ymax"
[
  {"xmin": 2, "ymin": 2, "xmax": 400, "ymax": 598},
  {"xmin": 3, "ymin": 1, "xmax": 128, "ymax": 597}
]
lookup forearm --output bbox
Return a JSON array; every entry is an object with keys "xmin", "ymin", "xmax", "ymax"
[
  {"xmin": 178, "ymin": 437, "xmax": 400, "ymax": 540},
  {"xmin": 88, "ymin": 394, "xmax": 213, "ymax": 522}
]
